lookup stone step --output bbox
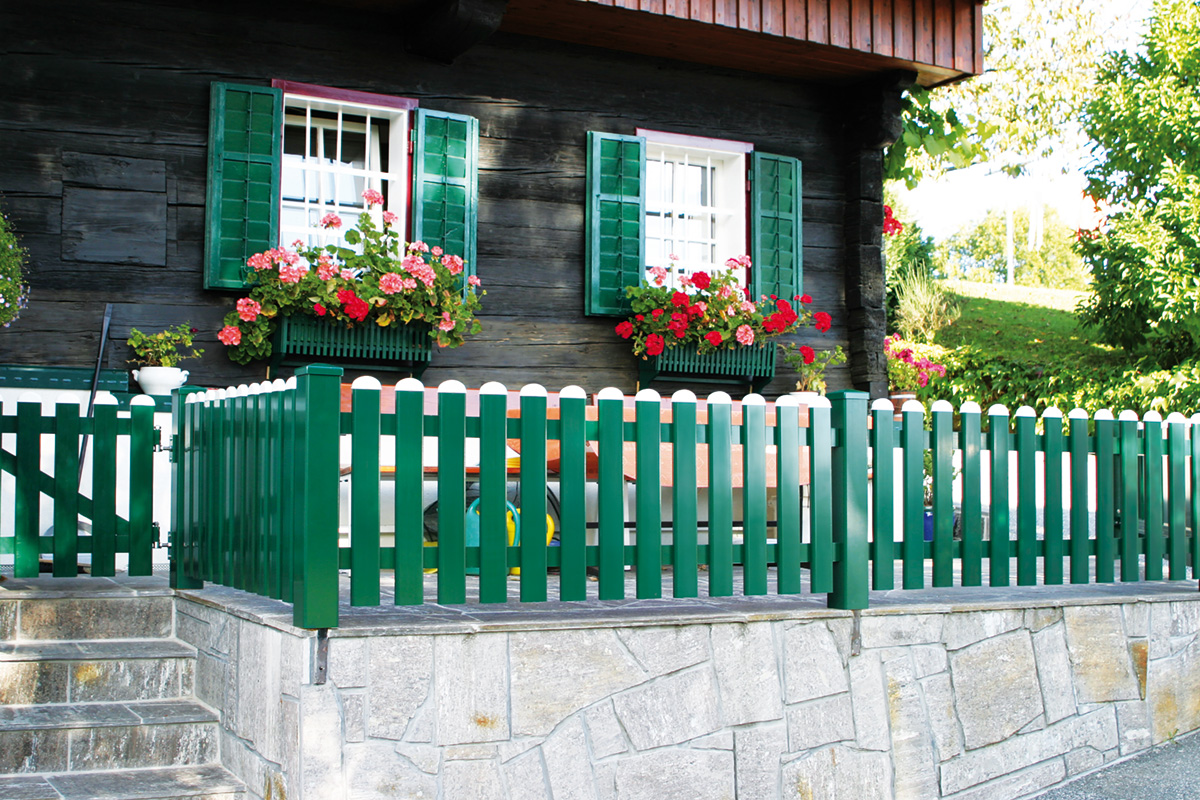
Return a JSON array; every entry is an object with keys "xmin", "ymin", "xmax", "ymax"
[
  {"xmin": 0, "ymin": 764, "xmax": 245, "ymax": 800},
  {"xmin": 0, "ymin": 593, "xmax": 175, "ymax": 643},
  {"xmin": 0, "ymin": 639, "xmax": 197, "ymax": 705},
  {"xmin": 0, "ymin": 700, "xmax": 219, "ymax": 775}
]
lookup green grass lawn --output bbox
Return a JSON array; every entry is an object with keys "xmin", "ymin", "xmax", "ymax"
[{"xmin": 935, "ymin": 280, "xmax": 1124, "ymax": 368}]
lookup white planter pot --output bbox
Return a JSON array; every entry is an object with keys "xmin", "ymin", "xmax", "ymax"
[
  {"xmin": 132, "ymin": 366, "xmax": 189, "ymax": 396},
  {"xmin": 788, "ymin": 391, "xmax": 823, "ymax": 405}
]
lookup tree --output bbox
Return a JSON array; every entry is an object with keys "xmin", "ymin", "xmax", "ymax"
[
  {"xmin": 1076, "ymin": 0, "xmax": 1200, "ymax": 365},
  {"xmin": 885, "ymin": 0, "xmax": 1108, "ymax": 187},
  {"xmin": 939, "ymin": 207, "xmax": 1090, "ymax": 290}
]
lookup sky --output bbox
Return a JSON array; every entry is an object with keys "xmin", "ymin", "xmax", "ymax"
[{"xmin": 898, "ymin": 0, "xmax": 1155, "ymax": 241}]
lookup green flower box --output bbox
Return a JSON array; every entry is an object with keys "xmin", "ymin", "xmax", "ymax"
[
  {"xmin": 272, "ymin": 315, "xmax": 432, "ymax": 376},
  {"xmin": 638, "ymin": 342, "xmax": 776, "ymax": 392}
]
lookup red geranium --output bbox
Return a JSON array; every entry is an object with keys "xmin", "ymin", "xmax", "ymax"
[
  {"xmin": 645, "ymin": 334, "xmax": 666, "ymax": 356},
  {"xmin": 671, "ymin": 291, "xmax": 689, "ymax": 307},
  {"xmin": 813, "ymin": 311, "xmax": 832, "ymax": 332},
  {"xmin": 691, "ymin": 271, "xmax": 711, "ymax": 290},
  {"xmin": 800, "ymin": 345, "xmax": 815, "ymax": 364},
  {"xmin": 615, "ymin": 320, "xmax": 634, "ymax": 339},
  {"xmin": 705, "ymin": 331, "xmax": 723, "ymax": 347}
]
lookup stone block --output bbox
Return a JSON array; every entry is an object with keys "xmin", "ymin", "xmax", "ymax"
[
  {"xmin": 782, "ymin": 622, "xmax": 849, "ymax": 704},
  {"xmin": 1064, "ymin": 606, "xmax": 1140, "ymax": 704},
  {"xmin": 1026, "ymin": 607, "xmax": 1063, "ymax": 633},
  {"xmin": 734, "ymin": 722, "xmax": 787, "ymax": 800},
  {"xmin": 883, "ymin": 654, "xmax": 938, "ymax": 798},
  {"xmin": 825, "ymin": 618, "xmax": 855, "ymax": 662},
  {"xmin": 366, "ymin": 637, "xmax": 433, "ymax": 740},
  {"xmin": 235, "ymin": 621, "xmax": 282, "ymax": 762},
  {"xmin": 1167, "ymin": 600, "xmax": 1200, "ymax": 640},
  {"xmin": 921, "ymin": 673, "xmax": 963, "ymax": 761},
  {"xmin": 511, "ymin": 629, "xmax": 645, "ymax": 737},
  {"xmin": 67, "ymin": 722, "xmax": 217, "ymax": 770},
  {"xmin": 1065, "ymin": 746, "xmax": 1105, "ymax": 775},
  {"xmin": 860, "ymin": 612, "xmax": 943, "ymax": 649},
  {"xmin": 435, "ymin": 634, "xmax": 510, "ymax": 745},
  {"xmin": 943, "ymin": 610, "xmax": 1024, "ymax": 651},
  {"xmin": 0, "ymin": 602, "xmax": 15, "ymax": 641},
  {"xmin": 950, "ymin": 630, "xmax": 1043, "ymax": 750},
  {"xmin": 848, "ymin": 652, "xmax": 890, "ymax": 752},
  {"xmin": 280, "ymin": 698, "xmax": 300, "ymax": 795},
  {"xmin": 617, "ymin": 625, "xmax": 709, "ymax": 676},
  {"xmin": 445, "ymin": 757, "xmax": 506, "ymax": 800},
  {"xmin": 396, "ymin": 742, "xmax": 441, "ymax": 774},
  {"xmin": 712, "ymin": 623, "xmax": 783, "ymax": 726},
  {"xmin": 344, "ymin": 692, "xmax": 366, "ymax": 744},
  {"xmin": 346, "ymin": 739, "xmax": 438, "ymax": 800},
  {"xmin": 612, "ymin": 666, "xmax": 721, "ymax": 750},
  {"xmin": 583, "ymin": 702, "xmax": 628, "ymax": 759},
  {"xmin": 781, "ymin": 744, "xmax": 893, "ymax": 800},
  {"xmin": 19, "ymin": 597, "xmax": 172, "ymax": 640},
  {"xmin": 300, "ymin": 684, "xmax": 344, "ymax": 798},
  {"xmin": 328, "ymin": 637, "xmax": 369, "ymax": 689},
  {"xmin": 786, "ymin": 693, "xmax": 855, "ymax": 752},
  {"xmin": 1147, "ymin": 636, "xmax": 1200, "ymax": 743},
  {"xmin": 1033, "ymin": 623, "xmax": 1078, "ymax": 725},
  {"xmin": 70, "ymin": 657, "xmax": 184, "ymax": 703},
  {"xmin": 949, "ymin": 758, "xmax": 1066, "ymax": 800},
  {"xmin": 693, "ymin": 731, "xmax": 734, "ymax": 749},
  {"xmin": 1115, "ymin": 700, "xmax": 1152, "ymax": 755},
  {"xmin": 0, "ymin": 728, "xmax": 69, "ymax": 773},
  {"xmin": 278, "ymin": 633, "xmax": 306, "ymax": 698},
  {"xmin": 543, "ymin": 716, "xmax": 597, "ymax": 800},
  {"xmin": 911, "ymin": 644, "xmax": 947, "ymax": 678},
  {"xmin": 1123, "ymin": 603, "xmax": 1150, "ymax": 638},
  {"xmin": 0, "ymin": 661, "xmax": 67, "ymax": 704},
  {"xmin": 194, "ymin": 652, "xmax": 227, "ymax": 713},
  {"xmin": 613, "ymin": 749, "xmax": 735, "ymax": 800},
  {"xmin": 502, "ymin": 747, "xmax": 551, "ymax": 800}
]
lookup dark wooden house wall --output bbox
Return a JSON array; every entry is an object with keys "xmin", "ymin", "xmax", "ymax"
[{"xmin": 0, "ymin": 0, "xmax": 893, "ymax": 397}]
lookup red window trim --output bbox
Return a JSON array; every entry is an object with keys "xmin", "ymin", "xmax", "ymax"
[
  {"xmin": 271, "ymin": 80, "xmax": 419, "ymax": 112},
  {"xmin": 636, "ymin": 129, "xmax": 754, "ymax": 154}
]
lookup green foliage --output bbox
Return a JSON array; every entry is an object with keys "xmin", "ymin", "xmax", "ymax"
[
  {"xmin": 939, "ymin": 207, "xmax": 1090, "ymax": 289},
  {"xmin": 882, "ymin": 196, "xmax": 940, "ymax": 333},
  {"xmin": 779, "ymin": 342, "xmax": 846, "ymax": 393},
  {"xmin": 891, "ymin": 270, "xmax": 961, "ymax": 344},
  {"xmin": 1077, "ymin": 0, "xmax": 1200, "ymax": 366},
  {"xmin": 885, "ymin": 335, "xmax": 951, "ymax": 394},
  {"xmin": 128, "ymin": 323, "xmax": 204, "ymax": 368},
  {"xmin": 885, "ymin": 86, "xmax": 992, "ymax": 189},
  {"xmin": 0, "ymin": 208, "xmax": 28, "ymax": 328}
]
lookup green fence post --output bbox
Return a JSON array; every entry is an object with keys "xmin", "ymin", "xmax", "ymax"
[
  {"xmin": 230, "ymin": 385, "xmax": 247, "ymax": 590},
  {"xmin": 171, "ymin": 387, "xmax": 207, "ymax": 589},
  {"xmin": 280, "ymin": 380, "xmax": 299, "ymax": 601},
  {"xmin": 557, "ymin": 385, "xmax": 589, "ymax": 601},
  {"xmin": 931, "ymin": 400, "xmax": 955, "ymax": 588},
  {"xmin": 776, "ymin": 395, "xmax": 804, "ymax": 595},
  {"xmin": 988, "ymin": 405, "xmax": 1011, "ymax": 587},
  {"xmin": 519, "ymin": 383, "xmax": 549, "ymax": 603},
  {"xmin": 742, "ymin": 394, "xmax": 769, "ymax": 597},
  {"xmin": 829, "ymin": 390, "xmax": 869, "ymax": 610},
  {"xmin": 92, "ymin": 397, "xmax": 119, "ymax": 578},
  {"xmin": 900, "ymin": 399, "xmax": 924, "ymax": 589},
  {"xmin": 1191, "ymin": 414, "xmax": 1200, "ymax": 579},
  {"xmin": 53, "ymin": 399, "xmax": 81, "ymax": 579},
  {"xmin": 293, "ymin": 364, "xmax": 344, "ymax": 629},
  {"xmin": 478, "ymin": 381, "xmax": 510, "ymax": 603},
  {"xmin": 959, "ymin": 402, "xmax": 983, "ymax": 587},
  {"xmin": 1067, "ymin": 409, "xmax": 1091, "ymax": 584},
  {"xmin": 671, "ymin": 390, "xmax": 700, "ymax": 599},
  {"xmin": 437, "ymin": 381, "xmax": 469, "ymax": 605},
  {"xmin": 128, "ymin": 395, "xmax": 156, "ymax": 577},
  {"xmin": 596, "ymin": 387, "xmax": 627, "ymax": 600},
  {"xmin": 1166, "ymin": 413, "xmax": 1187, "ymax": 580},
  {"xmin": 393, "ymin": 379, "xmax": 426, "ymax": 605},
  {"xmin": 1143, "ymin": 411, "xmax": 1164, "ymax": 581},
  {"xmin": 809, "ymin": 396, "xmax": 834, "ymax": 594},
  {"xmin": 869, "ymin": 399, "xmax": 896, "ymax": 590},
  {"xmin": 707, "ymin": 391, "xmax": 735, "ymax": 597},
  {"xmin": 1094, "ymin": 410, "xmax": 1116, "ymax": 583},
  {"xmin": 1118, "ymin": 410, "xmax": 1141, "ymax": 582},
  {"xmin": 350, "ymin": 376, "xmax": 382, "ymax": 606},
  {"xmin": 1015, "ymin": 406, "xmax": 1038, "ymax": 586},
  {"xmin": 14, "ymin": 395, "xmax": 42, "ymax": 578},
  {"xmin": 1042, "ymin": 408, "xmax": 1065, "ymax": 586},
  {"xmin": 634, "ymin": 388, "xmax": 663, "ymax": 599}
]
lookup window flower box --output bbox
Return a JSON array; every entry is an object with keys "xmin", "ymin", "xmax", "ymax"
[
  {"xmin": 272, "ymin": 315, "xmax": 432, "ymax": 376},
  {"xmin": 638, "ymin": 340, "xmax": 776, "ymax": 392}
]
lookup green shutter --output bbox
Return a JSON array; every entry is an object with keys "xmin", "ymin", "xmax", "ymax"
[
  {"xmin": 204, "ymin": 82, "xmax": 282, "ymax": 290},
  {"xmin": 586, "ymin": 132, "xmax": 645, "ymax": 317},
  {"xmin": 750, "ymin": 152, "xmax": 803, "ymax": 303},
  {"xmin": 412, "ymin": 109, "xmax": 479, "ymax": 285}
]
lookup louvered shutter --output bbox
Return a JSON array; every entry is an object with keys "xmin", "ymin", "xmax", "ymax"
[
  {"xmin": 204, "ymin": 83, "xmax": 282, "ymax": 290},
  {"xmin": 750, "ymin": 152, "xmax": 803, "ymax": 303},
  {"xmin": 585, "ymin": 132, "xmax": 645, "ymax": 317},
  {"xmin": 411, "ymin": 108, "xmax": 479, "ymax": 287}
]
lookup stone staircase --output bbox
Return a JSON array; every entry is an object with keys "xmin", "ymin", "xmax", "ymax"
[{"xmin": 0, "ymin": 580, "xmax": 244, "ymax": 800}]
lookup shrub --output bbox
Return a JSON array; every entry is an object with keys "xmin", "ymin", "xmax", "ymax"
[{"xmin": 0, "ymin": 209, "xmax": 28, "ymax": 328}]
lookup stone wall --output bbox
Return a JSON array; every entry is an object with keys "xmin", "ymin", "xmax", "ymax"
[{"xmin": 175, "ymin": 592, "xmax": 1200, "ymax": 800}]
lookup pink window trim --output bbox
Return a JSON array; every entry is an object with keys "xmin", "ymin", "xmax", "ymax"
[
  {"xmin": 635, "ymin": 129, "xmax": 754, "ymax": 154},
  {"xmin": 271, "ymin": 80, "xmax": 419, "ymax": 112}
]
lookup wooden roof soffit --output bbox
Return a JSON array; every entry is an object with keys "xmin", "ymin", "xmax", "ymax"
[{"xmin": 404, "ymin": 0, "xmax": 510, "ymax": 63}]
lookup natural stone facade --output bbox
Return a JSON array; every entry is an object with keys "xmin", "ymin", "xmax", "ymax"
[{"xmin": 175, "ymin": 592, "xmax": 1200, "ymax": 799}]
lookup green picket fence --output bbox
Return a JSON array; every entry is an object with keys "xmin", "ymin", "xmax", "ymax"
[
  {"xmin": 0, "ymin": 395, "xmax": 159, "ymax": 577},
  {"xmin": 170, "ymin": 366, "xmax": 1200, "ymax": 629}
]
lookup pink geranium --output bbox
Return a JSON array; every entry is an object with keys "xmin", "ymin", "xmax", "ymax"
[
  {"xmin": 278, "ymin": 263, "xmax": 306, "ymax": 284},
  {"xmin": 236, "ymin": 298, "xmax": 261, "ymax": 322},
  {"xmin": 468, "ymin": 275, "xmax": 481, "ymax": 287},
  {"xmin": 438, "ymin": 311, "xmax": 456, "ymax": 332},
  {"xmin": 379, "ymin": 273, "xmax": 404, "ymax": 295},
  {"xmin": 320, "ymin": 213, "xmax": 342, "ymax": 229},
  {"xmin": 735, "ymin": 324, "xmax": 755, "ymax": 346},
  {"xmin": 362, "ymin": 188, "xmax": 385, "ymax": 206},
  {"xmin": 381, "ymin": 210, "xmax": 398, "ymax": 227},
  {"xmin": 443, "ymin": 255, "xmax": 464, "ymax": 275},
  {"xmin": 218, "ymin": 325, "xmax": 241, "ymax": 346},
  {"xmin": 317, "ymin": 254, "xmax": 338, "ymax": 281}
]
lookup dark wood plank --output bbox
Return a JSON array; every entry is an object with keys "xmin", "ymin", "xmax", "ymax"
[
  {"xmin": 762, "ymin": 0, "xmax": 784, "ymax": 35},
  {"xmin": 873, "ymin": 0, "xmax": 894, "ymax": 57},
  {"xmin": 913, "ymin": 0, "xmax": 934, "ymax": 65},
  {"xmin": 933, "ymin": 0, "xmax": 953, "ymax": 69},
  {"xmin": 954, "ymin": 0, "xmax": 975, "ymax": 74},
  {"xmin": 829, "ymin": 0, "xmax": 852, "ymax": 48},
  {"xmin": 784, "ymin": 0, "xmax": 806, "ymax": 39},
  {"xmin": 62, "ymin": 152, "xmax": 167, "ymax": 193},
  {"xmin": 851, "ymin": 0, "xmax": 872, "ymax": 51},
  {"xmin": 61, "ymin": 187, "xmax": 167, "ymax": 267},
  {"xmin": 892, "ymin": 0, "xmax": 913, "ymax": 61}
]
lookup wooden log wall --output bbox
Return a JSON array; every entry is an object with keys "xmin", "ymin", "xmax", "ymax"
[{"xmin": 0, "ymin": 0, "xmax": 893, "ymax": 397}]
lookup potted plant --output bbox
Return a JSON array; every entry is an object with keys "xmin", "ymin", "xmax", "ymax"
[
  {"xmin": 884, "ymin": 333, "xmax": 947, "ymax": 406},
  {"xmin": 218, "ymin": 189, "xmax": 484, "ymax": 368},
  {"xmin": 779, "ymin": 342, "xmax": 846, "ymax": 403},
  {"xmin": 128, "ymin": 323, "xmax": 204, "ymax": 395},
  {"xmin": 614, "ymin": 255, "xmax": 832, "ymax": 390},
  {"xmin": 0, "ymin": 208, "xmax": 29, "ymax": 328}
]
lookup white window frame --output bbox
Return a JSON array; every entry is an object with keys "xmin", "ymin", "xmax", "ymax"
[
  {"xmin": 274, "ymin": 81, "xmax": 416, "ymax": 251},
  {"xmin": 638, "ymin": 129, "xmax": 752, "ymax": 289}
]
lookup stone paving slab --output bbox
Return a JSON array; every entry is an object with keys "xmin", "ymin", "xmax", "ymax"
[
  {"xmin": 0, "ymin": 700, "xmax": 215, "ymax": 731},
  {"xmin": 0, "ymin": 640, "xmax": 196, "ymax": 662},
  {"xmin": 0, "ymin": 765, "xmax": 246, "ymax": 800}
]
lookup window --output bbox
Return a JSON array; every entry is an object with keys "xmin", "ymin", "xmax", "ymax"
[
  {"xmin": 641, "ymin": 130, "xmax": 749, "ymax": 290},
  {"xmin": 204, "ymin": 81, "xmax": 478, "ymax": 291},
  {"xmin": 585, "ymin": 130, "xmax": 801, "ymax": 317}
]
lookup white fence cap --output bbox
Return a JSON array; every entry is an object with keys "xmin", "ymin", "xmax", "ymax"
[
  {"xmin": 870, "ymin": 398, "xmax": 894, "ymax": 412},
  {"xmin": 1015, "ymin": 406, "xmax": 1036, "ymax": 418},
  {"xmin": 396, "ymin": 377, "xmax": 424, "ymax": 393},
  {"xmin": 1119, "ymin": 409, "xmax": 1140, "ymax": 422},
  {"xmin": 519, "ymin": 383, "xmax": 547, "ymax": 398},
  {"xmin": 931, "ymin": 399, "xmax": 953, "ymax": 413},
  {"xmin": 1068, "ymin": 408, "xmax": 1089, "ymax": 419},
  {"xmin": 560, "ymin": 385, "xmax": 587, "ymax": 400},
  {"xmin": 707, "ymin": 391, "xmax": 732, "ymax": 405},
  {"xmin": 959, "ymin": 401, "xmax": 981, "ymax": 415},
  {"xmin": 596, "ymin": 387, "xmax": 624, "ymax": 401},
  {"xmin": 1042, "ymin": 407, "xmax": 1063, "ymax": 418},
  {"xmin": 743, "ymin": 394, "xmax": 766, "ymax": 406},
  {"xmin": 1143, "ymin": 410, "xmax": 1163, "ymax": 423},
  {"xmin": 635, "ymin": 388, "xmax": 661, "ymax": 403},
  {"xmin": 1094, "ymin": 409, "xmax": 1114, "ymax": 421},
  {"xmin": 351, "ymin": 376, "xmax": 382, "ymax": 391},
  {"xmin": 901, "ymin": 399, "xmax": 924, "ymax": 414},
  {"xmin": 130, "ymin": 395, "xmax": 156, "ymax": 408},
  {"xmin": 671, "ymin": 389, "xmax": 697, "ymax": 404},
  {"xmin": 439, "ymin": 379, "xmax": 467, "ymax": 394},
  {"xmin": 480, "ymin": 381, "xmax": 508, "ymax": 395}
]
